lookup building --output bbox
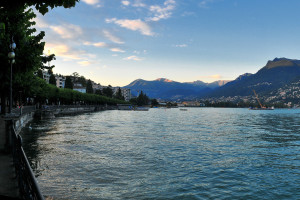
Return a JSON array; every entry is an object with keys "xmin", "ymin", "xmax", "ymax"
[
  {"xmin": 73, "ymin": 83, "xmax": 86, "ymax": 93},
  {"xmin": 112, "ymin": 87, "xmax": 131, "ymax": 101},
  {"xmin": 92, "ymin": 82, "xmax": 102, "ymax": 92},
  {"xmin": 120, "ymin": 88, "xmax": 131, "ymax": 102},
  {"xmin": 41, "ymin": 70, "xmax": 50, "ymax": 83},
  {"xmin": 55, "ymin": 75, "xmax": 66, "ymax": 88}
]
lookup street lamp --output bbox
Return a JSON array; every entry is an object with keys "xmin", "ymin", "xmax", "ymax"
[{"xmin": 8, "ymin": 37, "xmax": 16, "ymax": 114}]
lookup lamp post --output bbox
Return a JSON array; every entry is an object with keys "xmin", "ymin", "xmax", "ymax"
[{"xmin": 8, "ymin": 37, "xmax": 16, "ymax": 114}]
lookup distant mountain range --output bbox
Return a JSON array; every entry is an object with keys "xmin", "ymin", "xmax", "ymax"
[
  {"xmin": 208, "ymin": 57, "xmax": 300, "ymax": 98},
  {"xmin": 125, "ymin": 78, "xmax": 230, "ymax": 100},
  {"xmin": 124, "ymin": 58, "xmax": 300, "ymax": 102}
]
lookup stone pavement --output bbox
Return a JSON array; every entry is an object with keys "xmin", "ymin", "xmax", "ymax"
[{"xmin": 0, "ymin": 117, "xmax": 20, "ymax": 199}]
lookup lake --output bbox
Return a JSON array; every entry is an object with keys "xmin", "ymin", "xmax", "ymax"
[{"xmin": 20, "ymin": 108, "xmax": 300, "ymax": 200}]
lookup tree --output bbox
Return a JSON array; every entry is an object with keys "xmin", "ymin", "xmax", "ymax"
[
  {"xmin": 0, "ymin": 7, "xmax": 52, "ymax": 114},
  {"xmin": 95, "ymin": 89, "xmax": 102, "ymax": 96},
  {"xmin": 102, "ymin": 85, "xmax": 113, "ymax": 98},
  {"xmin": 151, "ymin": 99, "xmax": 158, "ymax": 107},
  {"xmin": 0, "ymin": 1, "xmax": 79, "ymax": 15},
  {"xmin": 65, "ymin": 76, "xmax": 73, "ymax": 89},
  {"xmin": 37, "ymin": 69, "xmax": 43, "ymax": 79},
  {"xmin": 137, "ymin": 91, "xmax": 149, "ymax": 106},
  {"xmin": 0, "ymin": 0, "xmax": 78, "ymax": 113},
  {"xmin": 86, "ymin": 79, "xmax": 93, "ymax": 94},
  {"xmin": 78, "ymin": 76, "xmax": 87, "ymax": 87},
  {"xmin": 49, "ymin": 74, "xmax": 56, "ymax": 86},
  {"xmin": 114, "ymin": 87, "xmax": 124, "ymax": 100}
]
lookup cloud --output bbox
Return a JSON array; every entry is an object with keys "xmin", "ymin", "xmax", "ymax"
[
  {"xmin": 82, "ymin": 0, "xmax": 101, "ymax": 6},
  {"xmin": 106, "ymin": 18, "xmax": 154, "ymax": 36},
  {"xmin": 78, "ymin": 61, "xmax": 92, "ymax": 66},
  {"xmin": 147, "ymin": 0, "xmax": 176, "ymax": 22},
  {"xmin": 93, "ymin": 42, "xmax": 108, "ymax": 47},
  {"xmin": 198, "ymin": 74, "xmax": 223, "ymax": 80},
  {"xmin": 123, "ymin": 55, "xmax": 143, "ymax": 61},
  {"xmin": 44, "ymin": 43, "xmax": 82, "ymax": 60},
  {"xmin": 122, "ymin": 1, "xmax": 130, "ymax": 6},
  {"xmin": 49, "ymin": 24, "xmax": 83, "ymax": 39},
  {"xmin": 103, "ymin": 30, "xmax": 124, "ymax": 44},
  {"xmin": 34, "ymin": 17, "xmax": 49, "ymax": 28},
  {"xmin": 132, "ymin": 0, "xmax": 147, "ymax": 7},
  {"xmin": 174, "ymin": 44, "xmax": 187, "ymax": 48},
  {"xmin": 84, "ymin": 41, "xmax": 107, "ymax": 47},
  {"xmin": 211, "ymin": 74, "xmax": 222, "ymax": 79},
  {"xmin": 110, "ymin": 48, "xmax": 125, "ymax": 53},
  {"xmin": 199, "ymin": 0, "xmax": 215, "ymax": 8}
]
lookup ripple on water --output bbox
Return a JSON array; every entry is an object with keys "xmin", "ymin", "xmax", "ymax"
[{"xmin": 20, "ymin": 108, "xmax": 300, "ymax": 200}]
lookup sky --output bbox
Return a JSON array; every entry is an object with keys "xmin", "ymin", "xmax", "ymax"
[{"xmin": 34, "ymin": 0, "xmax": 300, "ymax": 87}]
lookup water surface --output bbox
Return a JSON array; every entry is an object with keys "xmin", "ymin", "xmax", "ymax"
[{"xmin": 21, "ymin": 108, "xmax": 300, "ymax": 199}]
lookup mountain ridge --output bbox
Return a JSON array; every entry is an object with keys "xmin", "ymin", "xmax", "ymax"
[{"xmin": 124, "ymin": 58, "xmax": 300, "ymax": 102}]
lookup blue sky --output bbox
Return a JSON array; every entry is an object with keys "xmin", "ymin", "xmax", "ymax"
[{"xmin": 35, "ymin": 0, "xmax": 300, "ymax": 86}]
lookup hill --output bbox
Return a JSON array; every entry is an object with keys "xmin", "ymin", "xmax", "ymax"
[
  {"xmin": 208, "ymin": 58, "xmax": 300, "ymax": 98},
  {"xmin": 125, "ymin": 78, "xmax": 229, "ymax": 100}
]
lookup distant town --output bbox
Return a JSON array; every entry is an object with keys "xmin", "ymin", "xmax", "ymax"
[{"xmin": 38, "ymin": 69, "xmax": 132, "ymax": 102}]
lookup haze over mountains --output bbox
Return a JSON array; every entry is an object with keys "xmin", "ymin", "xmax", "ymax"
[{"xmin": 125, "ymin": 58, "xmax": 300, "ymax": 101}]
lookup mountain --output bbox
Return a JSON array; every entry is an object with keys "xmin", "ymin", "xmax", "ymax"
[
  {"xmin": 208, "ymin": 58, "xmax": 300, "ymax": 97},
  {"xmin": 125, "ymin": 78, "xmax": 229, "ymax": 100}
]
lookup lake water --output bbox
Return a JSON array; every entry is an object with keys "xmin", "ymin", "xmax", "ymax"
[{"xmin": 21, "ymin": 108, "xmax": 300, "ymax": 200}]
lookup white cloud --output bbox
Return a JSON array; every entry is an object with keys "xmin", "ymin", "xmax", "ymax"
[
  {"xmin": 110, "ymin": 48, "xmax": 125, "ymax": 53},
  {"xmin": 84, "ymin": 41, "xmax": 107, "ymax": 47},
  {"xmin": 103, "ymin": 30, "xmax": 124, "ymax": 44},
  {"xmin": 78, "ymin": 61, "xmax": 92, "ymax": 66},
  {"xmin": 199, "ymin": 0, "xmax": 215, "ymax": 8},
  {"xmin": 44, "ymin": 43, "xmax": 81, "ymax": 60},
  {"xmin": 122, "ymin": 1, "xmax": 130, "ymax": 6},
  {"xmin": 34, "ymin": 17, "xmax": 49, "ymax": 28},
  {"xmin": 174, "ymin": 44, "xmax": 187, "ymax": 48},
  {"xmin": 82, "ymin": 0, "xmax": 101, "ymax": 5},
  {"xmin": 93, "ymin": 42, "xmax": 107, "ymax": 47},
  {"xmin": 106, "ymin": 18, "xmax": 154, "ymax": 36},
  {"xmin": 50, "ymin": 24, "xmax": 83, "ymax": 39},
  {"xmin": 147, "ymin": 0, "xmax": 176, "ymax": 22},
  {"xmin": 123, "ymin": 55, "xmax": 143, "ymax": 61},
  {"xmin": 132, "ymin": 0, "xmax": 146, "ymax": 7}
]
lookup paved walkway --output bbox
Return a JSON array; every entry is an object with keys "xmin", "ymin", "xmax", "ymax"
[{"xmin": 0, "ymin": 117, "xmax": 20, "ymax": 199}]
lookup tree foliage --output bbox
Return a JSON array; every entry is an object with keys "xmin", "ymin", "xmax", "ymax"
[
  {"xmin": 30, "ymin": 77, "xmax": 126, "ymax": 106},
  {"xmin": 102, "ymin": 85, "xmax": 113, "ymax": 98},
  {"xmin": 114, "ymin": 87, "xmax": 125, "ymax": 100},
  {"xmin": 86, "ymin": 79, "xmax": 93, "ymax": 94},
  {"xmin": 0, "ymin": 0, "xmax": 80, "ymax": 113},
  {"xmin": 136, "ymin": 91, "xmax": 149, "ymax": 106},
  {"xmin": 0, "ymin": 0, "xmax": 79, "ymax": 15},
  {"xmin": 65, "ymin": 76, "xmax": 73, "ymax": 89},
  {"xmin": 49, "ymin": 74, "xmax": 56, "ymax": 85}
]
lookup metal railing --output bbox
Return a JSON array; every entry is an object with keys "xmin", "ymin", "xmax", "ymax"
[
  {"xmin": 11, "ymin": 106, "xmax": 36, "ymax": 117},
  {"xmin": 9, "ymin": 120, "xmax": 44, "ymax": 200}
]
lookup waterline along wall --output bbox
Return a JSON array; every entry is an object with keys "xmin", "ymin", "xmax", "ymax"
[{"xmin": 1, "ymin": 105, "xmax": 115, "ymax": 199}]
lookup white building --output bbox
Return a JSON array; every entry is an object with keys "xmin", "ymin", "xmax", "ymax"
[
  {"xmin": 73, "ymin": 83, "xmax": 86, "ymax": 93},
  {"xmin": 42, "ymin": 70, "xmax": 50, "ymax": 83},
  {"xmin": 55, "ymin": 75, "xmax": 65, "ymax": 88},
  {"xmin": 112, "ymin": 87, "xmax": 131, "ymax": 101}
]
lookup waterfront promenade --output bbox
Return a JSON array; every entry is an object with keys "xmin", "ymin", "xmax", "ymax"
[{"xmin": 0, "ymin": 117, "xmax": 20, "ymax": 199}]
